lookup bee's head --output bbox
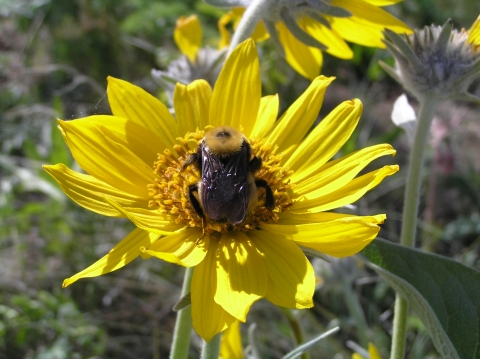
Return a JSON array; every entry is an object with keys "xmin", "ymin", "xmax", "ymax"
[{"xmin": 204, "ymin": 126, "xmax": 246, "ymax": 157}]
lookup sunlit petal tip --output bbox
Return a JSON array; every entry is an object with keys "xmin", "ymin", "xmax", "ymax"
[
  {"xmin": 106, "ymin": 75, "xmax": 123, "ymax": 88},
  {"xmin": 351, "ymin": 97, "xmax": 363, "ymax": 107},
  {"xmin": 373, "ymin": 214, "xmax": 387, "ymax": 224},
  {"xmin": 139, "ymin": 246, "xmax": 152, "ymax": 259},
  {"xmin": 389, "ymin": 164, "xmax": 400, "ymax": 173},
  {"xmin": 312, "ymin": 74, "xmax": 336, "ymax": 84},
  {"xmin": 62, "ymin": 278, "xmax": 73, "ymax": 288},
  {"xmin": 305, "ymin": 75, "xmax": 336, "ymax": 94}
]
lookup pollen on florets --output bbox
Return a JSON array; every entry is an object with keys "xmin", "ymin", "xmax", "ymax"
[
  {"xmin": 147, "ymin": 128, "xmax": 294, "ymax": 235},
  {"xmin": 381, "ymin": 21, "xmax": 480, "ymax": 102}
]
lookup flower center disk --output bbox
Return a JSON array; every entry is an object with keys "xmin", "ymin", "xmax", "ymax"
[{"xmin": 147, "ymin": 128, "xmax": 294, "ymax": 235}]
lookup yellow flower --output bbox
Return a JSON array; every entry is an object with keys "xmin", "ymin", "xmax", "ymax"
[
  {"xmin": 352, "ymin": 343, "xmax": 381, "ymax": 359},
  {"xmin": 153, "ymin": 14, "xmax": 224, "ymax": 104},
  {"xmin": 44, "ymin": 39, "xmax": 397, "ymax": 341},
  {"xmin": 218, "ymin": 0, "xmax": 412, "ymax": 80}
]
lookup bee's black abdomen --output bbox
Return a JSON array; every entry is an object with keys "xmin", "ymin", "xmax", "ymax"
[{"xmin": 200, "ymin": 141, "xmax": 250, "ymax": 224}]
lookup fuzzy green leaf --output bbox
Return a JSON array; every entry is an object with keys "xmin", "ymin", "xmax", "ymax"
[{"xmin": 361, "ymin": 238, "xmax": 480, "ymax": 359}]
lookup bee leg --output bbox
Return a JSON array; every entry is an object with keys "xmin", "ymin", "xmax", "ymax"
[
  {"xmin": 248, "ymin": 156, "xmax": 262, "ymax": 173},
  {"xmin": 195, "ymin": 217, "xmax": 207, "ymax": 246},
  {"xmin": 188, "ymin": 183, "xmax": 206, "ymax": 245},
  {"xmin": 187, "ymin": 183, "xmax": 204, "ymax": 218},
  {"xmin": 255, "ymin": 179, "xmax": 274, "ymax": 209},
  {"xmin": 182, "ymin": 153, "xmax": 201, "ymax": 171}
]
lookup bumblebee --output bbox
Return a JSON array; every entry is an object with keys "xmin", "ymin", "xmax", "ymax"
[{"xmin": 183, "ymin": 126, "xmax": 274, "ymax": 225}]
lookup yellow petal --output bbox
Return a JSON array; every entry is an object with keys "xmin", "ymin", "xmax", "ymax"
[
  {"xmin": 293, "ymin": 144, "xmax": 396, "ymax": 197},
  {"xmin": 285, "ymin": 99, "xmax": 362, "ymax": 177},
  {"xmin": 62, "ymin": 228, "xmax": 159, "ymax": 287},
  {"xmin": 277, "ymin": 21, "xmax": 323, "ymax": 80},
  {"xmin": 362, "ymin": 0, "xmax": 402, "ymax": 4},
  {"xmin": 276, "ymin": 211, "xmax": 362, "ymax": 224},
  {"xmin": 369, "ymin": 343, "xmax": 382, "ymax": 359},
  {"xmin": 291, "ymin": 165, "xmax": 399, "ymax": 213},
  {"xmin": 84, "ymin": 115, "xmax": 161, "ymax": 167},
  {"xmin": 43, "ymin": 164, "xmax": 148, "ymax": 217},
  {"xmin": 352, "ymin": 353, "xmax": 363, "ymax": 359},
  {"xmin": 468, "ymin": 15, "xmax": 480, "ymax": 46},
  {"xmin": 250, "ymin": 20, "xmax": 269, "ymax": 42},
  {"xmin": 143, "ymin": 228, "xmax": 208, "ymax": 267},
  {"xmin": 261, "ymin": 214, "xmax": 386, "ymax": 257},
  {"xmin": 249, "ymin": 230, "xmax": 314, "ymax": 309},
  {"xmin": 220, "ymin": 320, "xmax": 245, "ymax": 359},
  {"xmin": 209, "ymin": 39, "xmax": 260, "ymax": 136},
  {"xmin": 107, "ymin": 77, "xmax": 178, "ymax": 147},
  {"xmin": 174, "ymin": 80, "xmax": 212, "ymax": 134},
  {"xmin": 301, "ymin": 17, "xmax": 353, "ymax": 59},
  {"xmin": 192, "ymin": 239, "xmax": 236, "ymax": 342},
  {"xmin": 249, "ymin": 95, "xmax": 279, "ymax": 140},
  {"xmin": 329, "ymin": 0, "xmax": 412, "ymax": 48},
  {"xmin": 266, "ymin": 76, "xmax": 334, "ymax": 157},
  {"xmin": 58, "ymin": 119, "xmax": 155, "ymax": 198},
  {"xmin": 174, "ymin": 15, "xmax": 202, "ymax": 62},
  {"xmin": 215, "ymin": 232, "xmax": 267, "ymax": 321},
  {"xmin": 103, "ymin": 196, "xmax": 186, "ymax": 234}
]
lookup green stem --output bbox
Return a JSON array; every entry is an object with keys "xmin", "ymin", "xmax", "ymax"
[
  {"xmin": 280, "ymin": 308, "xmax": 310, "ymax": 359},
  {"xmin": 201, "ymin": 333, "xmax": 222, "ymax": 359},
  {"xmin": 342, "ymin": 279, "xmax": 369, "ymax": 348},
  {"xmin": 389, "ymin": 94, "xmax": 438, "ymax": 359},
  {"xmin": 227, "ymin": 0, "xmax": 271, "ymax": 56},
  {"xmin": 390, "ymin": 294, "xmax": 408, "ymax": 359},
  {"xmin": 170, "ymin": 267, "xmax": 194, "ymax": 359}
]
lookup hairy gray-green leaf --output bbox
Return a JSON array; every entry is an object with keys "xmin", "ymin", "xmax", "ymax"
[{"xmin": 361, "ymin": 238, "xmax": 480, "ymax": 359}]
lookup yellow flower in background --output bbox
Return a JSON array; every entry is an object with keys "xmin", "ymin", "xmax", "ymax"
[
  {"xmin": 352, "ymin": 343, "xmax": 381, "ymax": 359},
  {"xmin": 44, "ymin": 39, "xmax": 397, "ymax": 341},
  {"xmin": 218, "ymin": 8, "xmax": 270, "ymax": 49},
  {"xmin": 217, "ymin": 0, "xmax": 412, "ymax": 79},
  {"xmin": 153, "ymin": 14, "xmax": 224, "ymax": 104},
  {"xmin": 174, "ymin": 15, "xmax": 203, "ymax": 62},
  {"xmin": 220, "ymin": 320, "xmax": 245, "ymax": 359}
]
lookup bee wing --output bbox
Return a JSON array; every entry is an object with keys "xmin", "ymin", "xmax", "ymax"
[
  {"xmin": 201, "ymin": 145, "xmax": 249, "ymax": 224},
  {"xmin": 224, "ymin": 149, "xmax": 250, "ymax": 224}
]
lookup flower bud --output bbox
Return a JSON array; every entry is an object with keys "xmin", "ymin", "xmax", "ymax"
[{"xmin": 381, "ymin": 20, "xmax": 480, "ymax": 104}]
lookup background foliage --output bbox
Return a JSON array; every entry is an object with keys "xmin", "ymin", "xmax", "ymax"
[{"xmin": 1, "ymin": 0, "xmax": 480, "ymax": 358}]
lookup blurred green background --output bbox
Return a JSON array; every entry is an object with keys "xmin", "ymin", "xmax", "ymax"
[{"xmin": 1, "ymin": 0, "xmax": 480, "ymax": 358}]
